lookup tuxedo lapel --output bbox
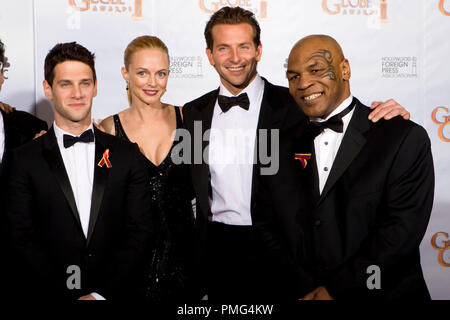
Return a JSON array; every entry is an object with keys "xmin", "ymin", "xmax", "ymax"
[
  {"xmin": 294, "ymin": 126, "xmax": 320, "ymax": 206},
  {"xmin": 304, "ymin": 140, "xmax": 321, "ymax": 205},
  {"xmin": 0, "ymin": 110, "xmax": 8, "ymax": 175},
  {"xmin": 200, "ymin": 90, "xmax": 217, "ymax": 158},
  {"xmin": 86, "ymin": 128, "xmax": 110, "ymax": 246},
  {"xmin": 2, "ymin": 109, "xmax": 20, "ymax": 157},
  {"xmin": 196, "ymin": 89, "xmax": 218, "ymax": 218},
  {"xmin": 251, "ymin": 79, "xmax": 305, "ymax": 211},
  {"xmin": 256, "ymin": 78, "xmax": 304, "ymax": 131},
  {"xmin": 256, "ymin": 82, "xmax": 283, "ymax": 131},
  {"xmin": 2, "ymin": 110, "xmax": 9, "ymax": 157},
  {"xmin": 251, "ymin": 85, "xmax": 271, "ymax": 210},
  {"xmin": 42, "ymin": 127, "xmax": 83, "ymax": 233},
  {"xmin": 318, "ymin": 101, "xmax": 369, "ymax": 204}
]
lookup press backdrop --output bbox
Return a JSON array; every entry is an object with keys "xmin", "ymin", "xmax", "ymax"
[{"xmin": 0, "ymin": 0, "xmax": 448, "ymax": 299}]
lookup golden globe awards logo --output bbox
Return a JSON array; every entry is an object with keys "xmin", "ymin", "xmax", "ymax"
[
  {"xmin": 439, "ymin": 0, "xmax": 450, "ymax": 16},
  {"xmin": 431, "ymin": 106, "xmax": 450, "ymax": 142},
  {"xmin": 68, "ymin": 0, "xmax": 143, "ymax": 19},
  {"xmin": 322, "ymin": 0, "xmax": 388, "ymax": 21},
  {"xmin": 199, "ymin": 0, "xmax": 268, "ymax": 19},
  {"xmin": 431, "ymin": 232, "xmax": 450, "ymax": 267}
]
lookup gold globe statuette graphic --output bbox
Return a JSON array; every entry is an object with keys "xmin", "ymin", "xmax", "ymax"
[
  {"xmin": 379, "ymin": 0, "xmax": 388, "ymax": 22},
  {"xmin": 258, "ymin": 0, "xmax": 268, "ymax": 20},
  {"xmin": 440, "ymin": 0, "xmax": 450, "ymax": 16},
  {"xmin": 198, "ymin": 0, "xmax": 267, "ymax": 19},
  {"xmin": 132, "ymin": 0, "xmax": 143, "ymax": 20},
  {"xmin": 431, "ymin": 232, "xmax": 450, "ymax": 267}
]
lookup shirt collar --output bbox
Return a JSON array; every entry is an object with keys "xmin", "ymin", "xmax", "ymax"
[
  {"xmin": 54, "ymin": 121, "xmax": 95, "ymax": 148},
  {"xmin": 313, "ymin": 94, "xmax": 354, "ymax": 122},
  {"xmin": 0, "ymin": 110, "xmax": 4, "ymax": 161},
  {"xmin": 218, "ymin": 74, "xmax": 264, "ymax": 109}
]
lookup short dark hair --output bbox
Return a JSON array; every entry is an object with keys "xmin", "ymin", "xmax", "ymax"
[
  {"xmin": 44, "ymin": 42, "xmax": 96, "ymax": 86},
  {"xmin": 0, "ymin": 39, "xmax": 5, "ymax": 64},
  {"xmin": 204, "ymin": 6, "xmax": 261, "ymax": 50},
  {"xmin": 0, "ymin": 39, "xmax": 9, "ymax": 69}
]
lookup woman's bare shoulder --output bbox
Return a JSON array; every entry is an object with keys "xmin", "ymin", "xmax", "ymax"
[{"xmin": 100, "ymin": 115, "xmax": 115, "ymax": 135}]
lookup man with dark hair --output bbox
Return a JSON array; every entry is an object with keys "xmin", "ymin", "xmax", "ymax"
[
  {"xmin": 203, "ymin": 5, "xmax": 261, "ymax": 53},
  {"xmin": 5, "ymin": 41, "xmax": 153, "ymax": 300},
  {"xmin": 257, "ymin": 34, "xmax": 434, "ymax": 300},
  {"xmin": 0, "ymin": 39, "xmax": 48, "ymax": 297},
  {"xmin": 0, "ymin": 39, "xmax": 47, "ymax": 176},
  {"xmin": 43, "ymin": 41, "xmax": 97, "ymax": 87},
  {"xmin": 182, "ymin": 6, "xmax": 410, "ymax": 301}
]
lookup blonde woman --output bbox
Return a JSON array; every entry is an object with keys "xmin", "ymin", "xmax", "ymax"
[{"xmin": 101, "ymin": 36, "xmax": 195, "ymax": 302}]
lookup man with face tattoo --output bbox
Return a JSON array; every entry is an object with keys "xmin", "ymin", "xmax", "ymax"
[{"xmin": 256, "ymin": 35, "xmax": 434, "ymax": 300}]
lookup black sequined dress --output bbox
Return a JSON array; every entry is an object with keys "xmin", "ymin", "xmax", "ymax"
[{"xmin": 113, "ymin": 106, "xmax": 195, "ymax": 302}]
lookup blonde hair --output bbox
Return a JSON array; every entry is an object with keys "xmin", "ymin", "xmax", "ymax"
[{"xmin": 124, "ymin": 35, "xmax": 169, "ymax": 105}]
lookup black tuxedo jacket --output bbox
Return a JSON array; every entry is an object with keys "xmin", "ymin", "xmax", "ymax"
[
  {"xmin": 4, "ymin": 126, "xmax": 153, "ymax": 300},
  {"xmin": 0, "ymin": 109, "xmax": 47, "ymax": 295},
  {"xmin": 0, "ymin": 109, "xmax": 47, "ymax": 176},
  {"xmin": 257, "ymin": 98, "xmax": 434, "ymax": 300},
  {"xmin": 182, "ymin": 78, "xmax": 308, "ymax": 296}
]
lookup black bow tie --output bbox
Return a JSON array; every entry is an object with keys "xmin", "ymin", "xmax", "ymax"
[
  {"xmin": 63, "ymin": 129, "xmax": 94, "ymax": 148},
  {"xmin": 307, "ymin": 102, "xmax": 355, "ymax": 139},
  {"xmin": 217, "ymin": 92, "xmax": 250, "ymax": 113}
]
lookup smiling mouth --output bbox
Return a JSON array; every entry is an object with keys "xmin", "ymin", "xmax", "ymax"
[
  {"xmin": 227, "ymin": 66, "xmax": 245, "ymax": 72},
  {"xmin": 143, "ymin": 90, "xmax": 158, "ymax": 96},
  {"xmin": 303, "ymin": 93, "xmax": 323, "ymax": 101}
]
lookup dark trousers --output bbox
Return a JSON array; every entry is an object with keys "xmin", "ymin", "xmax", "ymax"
[{"xmin": 205, "ymin": 221, "xmax": 280, "ymax": 302}]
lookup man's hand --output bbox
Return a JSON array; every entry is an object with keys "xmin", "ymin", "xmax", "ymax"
[
  {"xmin": 33, "ymin": 130, "xmax": 47, "ymax": 140},
  {"xmin": 0, "ymin": 101, "xmax": 15, "ymax": 114},
  {"xmin": 78, "ymin": 294, "xmax": 96, "ymax": 300},
  {"xmin": 368, "ymin": 99, "xmax": 410, "ymax": 122},
  {"xmin": 300, "ymin": 286, "xmax": 334, "ymax": 300}
]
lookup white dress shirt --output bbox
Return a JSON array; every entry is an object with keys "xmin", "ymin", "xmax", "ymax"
[
  {"xmin": 54, "ymin": 122, "xmax": 104, "ymax": 300},
  {"xmin": 313, "ymin": 95, "xmax": 355, "ymax": 194},
  {"xmin": 0, "ymin": 111, "xmax": 5, "ymax": 162},
  {"xmin": 208, "ymin": 74, "xmax": 265, "ymax": 226},
  {"xmin": 54, "ymin": 122, "xmax": 95, "ymax": 237}
]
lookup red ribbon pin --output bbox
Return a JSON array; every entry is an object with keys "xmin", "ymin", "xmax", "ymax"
[
  {"xmin": 98, "ymin": 149, "xmax": 112, "ymax": 168},
  {"xmin": 294, "ymin": 153, "xmax": 311, "ymax": 169}
]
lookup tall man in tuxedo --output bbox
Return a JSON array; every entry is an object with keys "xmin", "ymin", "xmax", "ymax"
[
  {"xmin": 257, "ymin": 35, "xmax": 434, "ymax": 300},
  {"xmin": 5, "ymin": 42, "xmax": 153, "ymax": 300},
  {"xmin": 182, "ymin": 6, "xmax": 410, "ymax": 301}
]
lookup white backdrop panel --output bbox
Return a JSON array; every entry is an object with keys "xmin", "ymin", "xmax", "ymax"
[{"xmin": 0, "ymin": 0, "xmax": 35, "ymax": 113}]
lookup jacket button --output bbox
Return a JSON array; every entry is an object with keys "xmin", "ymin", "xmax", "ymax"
[{"xmin": 315, "ymin": 220, "xmax": 322, "ymax": 227}]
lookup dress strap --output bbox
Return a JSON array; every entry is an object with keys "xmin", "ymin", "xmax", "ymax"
[
  {"xmin": 113, "ymin": 114, "xmax": 130, "ymax": 142},
  {"xmin": 174, "ymin": 106, "xmax": 183, "ymax": 128}
]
